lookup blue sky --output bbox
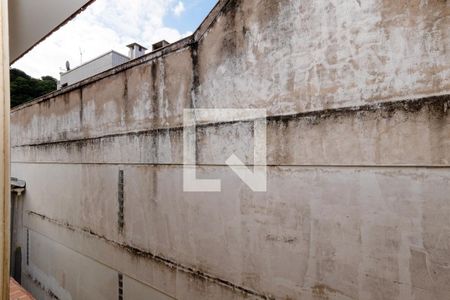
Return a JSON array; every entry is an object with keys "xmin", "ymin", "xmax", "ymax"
[
  {"xmin": 12, "ymin": 0, "xmax": 218, "ymax": 78},
  {"xmin": 165, "ymin": 0, "xmax": 217, "ymax": 33}
]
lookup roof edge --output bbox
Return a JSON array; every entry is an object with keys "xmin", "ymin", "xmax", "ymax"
[{"xmin": 10, "ymin": 0, "xmax": 97, "ymax": 64}]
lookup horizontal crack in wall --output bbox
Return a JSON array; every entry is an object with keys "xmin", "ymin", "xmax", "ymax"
[
  {"xmin": 12, "ymin": 94, "xmax": 450, "ymax": 149},
  {"xmin": 27, "ymin": 211, "xmax": 275, "ymax": 300}
]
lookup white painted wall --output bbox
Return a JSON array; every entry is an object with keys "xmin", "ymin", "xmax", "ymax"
[{"xmin": 59, "ymin": 51, "xmax": 129, "ymax": 88}]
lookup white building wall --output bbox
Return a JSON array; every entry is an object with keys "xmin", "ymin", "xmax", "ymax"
[
  {"xmin": 112, "ymin": 52, "xmax": 129, "ymax": 67},
  {"xmin": 59, "ymin": 51, "xmax": 129, "ymax": 88}
]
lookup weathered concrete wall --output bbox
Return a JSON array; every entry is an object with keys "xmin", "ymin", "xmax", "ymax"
[{"xmin": 10, "ymin": 0, "xmax": 450, "ymax": 299}]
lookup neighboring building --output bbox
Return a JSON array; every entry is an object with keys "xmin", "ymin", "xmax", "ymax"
[
  {"xmin": 58, "ymin": 42, "xmax": 148, "ymax": 89},
  {"xmin": 58, "ymin": 50, "xmax": 130, "ymax": 88}
]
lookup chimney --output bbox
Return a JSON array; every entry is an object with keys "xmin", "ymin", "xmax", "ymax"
[
  {"xmin": 152, "ymin": 40, "xmax": 170, "ymax": 51},
  {"xmin": 127, "ymin": 43, "xmax": 147, "ymax": 59}
]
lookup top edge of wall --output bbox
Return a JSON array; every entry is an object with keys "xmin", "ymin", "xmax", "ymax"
[{"xmin": 11, "ymin": 0, "xmax": 231, "ymax": 113}]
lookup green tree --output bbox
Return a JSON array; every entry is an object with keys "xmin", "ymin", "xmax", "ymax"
[{"xmin": 10, "ymin": 68, "xmax": 57, "ymax": 107}]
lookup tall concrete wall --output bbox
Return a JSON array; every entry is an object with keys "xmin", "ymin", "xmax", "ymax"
[{"xmin": 10, "ymin": 0, "xmax": 450, "ymax": 299}]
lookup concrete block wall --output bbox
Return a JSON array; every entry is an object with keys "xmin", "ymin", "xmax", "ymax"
[{"xmin": 10, "ymin": 0, "xmax": 450, "ymax": 299}]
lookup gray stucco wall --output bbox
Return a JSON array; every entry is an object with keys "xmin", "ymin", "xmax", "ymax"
[{"xmin": 10, "ymin": 0, "xmax": 450, "ymax": 299}]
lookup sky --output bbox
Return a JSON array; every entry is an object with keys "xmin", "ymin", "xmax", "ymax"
[{"xmin": 11, "ymin": 0, "xmax": 217, "ymax": 79}]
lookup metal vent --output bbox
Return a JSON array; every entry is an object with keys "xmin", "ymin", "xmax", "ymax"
[
  {"xmin": 118, "ymin": 170, "xmax": 124, "ymax": 231},
  {"xmin": 118, "ymin": 273, "xmax": 123, "ymax": 300},
  {"xmin": 26, "ymin": 229, "xmax": 29, "ymax": 265}
]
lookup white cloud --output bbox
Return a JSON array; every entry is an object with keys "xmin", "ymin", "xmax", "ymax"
[
  {"xmin": 12, "ymin": 0, "xmax": 190, "ymax": 79},
  {"xmin": 173, "ymin": 1, "xmax": 185, "ymax": 17}
]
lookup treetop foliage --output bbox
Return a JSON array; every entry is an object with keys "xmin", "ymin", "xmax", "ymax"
[{"xmin": 10, "ymin": 68, "xmax": 57, "ymax": 107}]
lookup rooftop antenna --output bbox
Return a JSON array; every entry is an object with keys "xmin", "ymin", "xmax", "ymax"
[
  {"xmin": 65, "ymin": 60, "xmax": 70, "ymax": 71},
  {"xmin": 79, "ymin": 47, "xmax": 83, "ymax": 64}
]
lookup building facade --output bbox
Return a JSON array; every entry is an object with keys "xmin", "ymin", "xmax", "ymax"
[{"xmin": 58, "ymin": 51, "xmax": 130, "ymax": 88}]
